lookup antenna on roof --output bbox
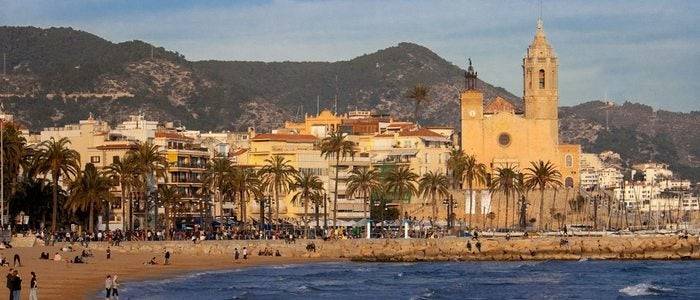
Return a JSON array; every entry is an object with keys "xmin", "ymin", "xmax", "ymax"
[{"xmin": 538, "ymin": 0, "xmax": 543, "ymax": 20}]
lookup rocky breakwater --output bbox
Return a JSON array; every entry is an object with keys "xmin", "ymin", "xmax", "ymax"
[{"xmin": 85, "ymin": 235, "xmax": 700, "ymax": 261}]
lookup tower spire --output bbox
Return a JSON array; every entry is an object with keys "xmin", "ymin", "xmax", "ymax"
[{"xmin": 465, "ymin": 58, "xmax": 478, "ymax": 90}]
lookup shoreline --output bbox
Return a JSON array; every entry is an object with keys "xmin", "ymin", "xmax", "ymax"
[{"xmin": 3, "ymin": 235, "xmax": 699, "ymax": 299}]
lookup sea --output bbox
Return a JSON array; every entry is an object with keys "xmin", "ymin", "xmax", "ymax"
[{"xmin": 108, "ymin": 260, "xmax": 700, "ymax": 299}]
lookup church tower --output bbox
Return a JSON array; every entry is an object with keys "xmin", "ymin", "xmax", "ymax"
[
  {"xmin": 460, "ymin": 59, "xmax": 484, "ymax": 154},
  {"xmin": 523, "ymin": 18, "xmax": 559, "ymax": 140}
]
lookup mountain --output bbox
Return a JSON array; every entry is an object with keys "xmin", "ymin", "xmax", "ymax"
[{"xmin": 0, "ymin": 26, "xmax": 698, "ymax": 180}]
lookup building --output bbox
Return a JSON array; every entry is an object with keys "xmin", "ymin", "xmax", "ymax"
[{"xmin": 460, "ymin": 18, "xmax": 581, "ymax": 189}]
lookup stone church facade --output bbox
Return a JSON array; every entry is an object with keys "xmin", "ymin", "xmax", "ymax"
[{"xmin": 460, "ymin": 18, "xmax": 580, "ymax": 189}]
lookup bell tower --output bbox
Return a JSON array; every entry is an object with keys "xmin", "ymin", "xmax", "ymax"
[
  {"xmin": 523, "ymin": 18, "xmax": 558, "ymax": 121},
  {"xmin": 460, "ymin": 58, "xmax": 484, "ymax": 155}
]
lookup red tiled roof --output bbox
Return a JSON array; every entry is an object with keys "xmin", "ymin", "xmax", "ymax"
[
  {"xmin": 251, "ymin": 133, "xmax": 318, "ymax": 143},
  {"xmin": 155, "ymin": 130, "xmax": 192, "ymax": 140},
  {"xmin": 95, "ymin": 144, "xmax": 138, "ymax": 150},
  {"xmin": 398, "ymin": 128, "xmax": 443, "ymax": 138}
]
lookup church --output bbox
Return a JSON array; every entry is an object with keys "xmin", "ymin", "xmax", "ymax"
[{"xmin": 460, "ymin": 18, "xmax": 580, "ymax": 188}]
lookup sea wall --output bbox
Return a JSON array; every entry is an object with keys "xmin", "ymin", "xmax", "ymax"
[{"xmin": 83, "ymin": 235, "xmax": 700, "ymax": 261}]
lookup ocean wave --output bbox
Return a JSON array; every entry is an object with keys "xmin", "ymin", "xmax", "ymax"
[{"xmin": 619, "ymin": 283, "xmax": 673, "ymax": 296}]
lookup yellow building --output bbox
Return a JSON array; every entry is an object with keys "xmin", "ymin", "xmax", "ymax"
[
  {"xmin": 460, "ymin": 18, "xmax": 580, "ymax": 188},
  {"xmin": 283, "ymin": 110, "xmax": 343, "ymax": 138}
]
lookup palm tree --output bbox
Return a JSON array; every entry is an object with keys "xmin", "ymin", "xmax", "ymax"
[
  {"xmin": 524, "ymin": 160, "xmax": 563, "ymax": 231},
  {"xmin": 202, "ymin": 158, "xmax": 234, "ymax": 209},
  {"xmin": 290, "ymin": 170, "xmax": 324, "ymax": 238},
  {"xmin": 259, "ymin": 155, "xmax": 296, "ymax": 225},
  {"xmin": 463, "ymin": 155, "xmax": 486, "ymax": 228},
  {"xmin": 446, "ymin": 149, "xmax": 466, "ymax": 190},
  {"xmin": 230, "ymin": 167, "xmax": 262, "ymax": 226},
  {"xmin": 128, "ymin": 141, "xmax": 168, "ymax": 230},
  {"xmin": 514, "ymin": 172, "xmax": 529, "ymax": 230},
  {"xmin": 406, "ymin": 84, "xmax": 429, "ymax": 123},
  {"xmin": 346, "ymin": 167, "xmax": 381, "ymax": 219},
  {"xmin": 418, "ymin": 171, "xmax": 450, "ymax": 222},
  {"xmin": 65, "ymin": 163, "xmax": 112, "ymax": 233},
  {"xmin": 106, "ymin": 154, "xmax": 138, "ymax": 231},
  {"xmin": 319, "ymin": 130, "xmax": 355, "ymax": 227},
  {"xmin": 489, "ymin": 165, "xmax": 518, "ymax": 230},
  {"xmin": 157, "ymin": 185, "xmax": 181, "ymax": 238},
  {"xmin": 383, "ymin": 166, "xmax": 418, "ymax": 214},
  {"xmin": 34, "ymin": 137, "xmax": 80, "ymax": 233}
]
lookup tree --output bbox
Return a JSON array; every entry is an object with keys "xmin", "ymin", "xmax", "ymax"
[
  {"xmin": 259, "ymin": 155, "xmax": 296, "ymax": 225},
  {"xmin": 106, "ymin": 154, "xmax": 138, "ymax": 231},
  {"xmin": 34, "ymin": 137, "xmax": 80, "ymax": 233},
  {"xmin": 383, "ymin": 166, "xmax": 418, "ymax": 214},
  {"xmin": 65, "ymin": 163, "xmax": 112, "ymax": 233},
  {"xmin": 406, "ymin": 84, "xmax": 429, "ymax": 123},
  {"xmin": 524, "ymin": 160, "xmax": 563, "ymax": 231},
  {"xmin": 10, "ymin": 177, "xmax": 57, "ymax": 230},
  {"xmin": 489, "ymin": 165, "xmax": 518, "ymax": 230},
  {"xmin": 514, "ymin": 172, "xmax": 529, "ymax": 230},
  {"xmin": 346, "ymin": 167, "xmax": 381, "ymax": 219},
  {"xmin": 418, "ymin": 171, "xmax": 450, "ymax": 222},
  {"xmin": 230, "ymin": 167, "xmax": 261, "ymax": 227},
  {"xmin": 319, "ymin": 130, "xmax": 355, "ymax": 227},
  {"xmin": 463, "ymin": 155, "xmax": 486, "ymax": 228},
  {"xmin": 157, "ymin": 184, "xmax": 181, "ymax": 237},
  {"xmin": 202, "ymin": 158, "xmax": 234, "ymax": 211},
  {"xmin": 290, "ymin": 170, "xmax": 324, "ymax": 238},
  {"xmin": 128, "ymin": 141, "xmax": 167, "ymax": 230},
  {"xmin": 446, "ymin": 148, "xmax": 466, "ymax": 190}
]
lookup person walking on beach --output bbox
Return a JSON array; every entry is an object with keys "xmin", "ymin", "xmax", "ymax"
[
  {"xmin": 6, "ymin": 269, "xmax": 14, "ymax": 300},
  {"xmin": 164, "ymin": 251, "xmax": 171, "ymax": 265},
  {"xmin": 12, "ymin": 255, "xmax": 20, "ymax": 268},
  {"xmin": 10, "ymin": 270, "xmax": 20, "ymax": 300},
  {"xmin": 29, "ymin": 272, "xmax": 37, "ymax": 300},
  {"xmin": 242, "ymin": 247, "xmax": 248, "ymax": 260},
  {"xmin": 234, "ymin": 248, "xmax": 239, "ymax": 260},
  {"xmin": 104, "ymin": 275, "xmax": 112, "ymax": 300},
  {"xmin": 106, "ymin": 247, "xmax": 111, "ymax": 260},
  {"xmin": 111, "ymin": 275, "xmax": 119, "ymax": 300}
]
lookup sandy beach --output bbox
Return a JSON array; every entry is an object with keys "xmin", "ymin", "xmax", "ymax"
[
  {"xmin": 0, "ymin": 245, "xmax": 335, "ymax": 300},
  {"xmin": 2, "ymin": 234, "xmax": 698, "ymax": 299}
]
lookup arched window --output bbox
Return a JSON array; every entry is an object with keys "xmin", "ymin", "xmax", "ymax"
[
  {"xmin": 565, "ymin": 177, "xmax": 574, "ymax": 188},
  {"xmin": 538, "ymin": 69, "xmax": 545, "ymax": 89},
  {"xmin": 565, "ymin": 154, "xmax": 573, "ymax": 168}
]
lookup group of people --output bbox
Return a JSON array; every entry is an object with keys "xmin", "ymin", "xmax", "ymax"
[
  {"xmin": 104, "ymin": 275, "xmax": 119, "ymax": 300},
  {"xmin": 257, "ymin": 248, "xmax": 281, "ymax": 257},
  {"xmin": 6, "ymin": 269, "xmax": 37, "ymax": 300}
]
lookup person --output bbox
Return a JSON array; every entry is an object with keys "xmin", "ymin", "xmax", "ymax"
[
  {"xmin": 242, "ymin": 247, "xmax": 248, "ymax": 260},
  {"xmin": 234, "ymin": 248, "xmax": 239, "ymax": 260},
  {"xmin": 106, "ymin": 247, "xmax": 111, "ymax": 260},
  {"xmin": 111, "ymin": 275, "xmax": 119, "ymax": 300},
  {"xmin": 475, "ymin": 241, "xmax": 482, "ymax": 252},
  {"xmin": 53, "ymin": 253, "xmax": 61, "ymax": 262},
  {"xmin": 0, "ymin": 255, "xmax": 7, "ymax": 267},
  {"xmin": 275, "ymin": 250, "xmax": 281, "ymax": 257},
  {"xmin": 12, "ymin": 255, "xmax": 20, "ymax": 268},
  {"xmin": 147, "ymin": 257, "xmax": 158, "ymax": 265},
  {"xmin": 10, "ymin": 270, "xmax": 20, "ymax": 300},
  {"xmin": 164, "ymin": 251, "xmax": 171, "ymax": 265},
  {"xmin": 104, "ymin": 275, "xmax": 112, "ymax": 300},
  {"xmin": 29, "ymin": 272, "xmax": 37, "ymax": 300},
  {"xmin": 6, "ymin": 269, "xmax": 13, "ymax": 300},
  {"xmin": 466, "ymin": 241, "xmax": 472, "ymax": 252},
  {"xmin": 73, "ymin": 256, "xmax": 84, "ymax": 264}
]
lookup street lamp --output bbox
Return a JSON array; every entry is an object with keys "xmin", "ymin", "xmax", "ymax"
[{"xmin": 442, "ymin": 194, "xmax": 457, "ymax": 229}]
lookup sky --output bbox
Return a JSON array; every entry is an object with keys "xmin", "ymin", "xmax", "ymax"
[{"xmin": 1, "ymin": 0, "xmax": 698, "ymax": 112}]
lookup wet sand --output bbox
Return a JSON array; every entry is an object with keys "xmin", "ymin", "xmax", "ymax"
[{"xmin": 0, "ymin": 245, "xmax": 335, "ymax": 300}]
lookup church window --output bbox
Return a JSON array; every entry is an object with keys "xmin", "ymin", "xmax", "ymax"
[
  {"xmin": 538, "ymin": 69, "xmax": 545, "ymax": 89},
  {"xmin": 498, "ymin": 133, "xmax": 511, "ymax": 147},
  {"xmin": 565, "ymin": 177, "xmax": 574, "ymax": 188},
  {"xmin": 565, "ymin": 154, "xmax": 573, "ymax": 168}
]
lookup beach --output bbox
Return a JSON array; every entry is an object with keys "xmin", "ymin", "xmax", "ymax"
[
  {"xmin": 0, "ymin": 244, "xmax": 333, "ymax": 300},
  {"xmin": 2, "ymin": 234, "xmax": 699, "ymax": 299}
]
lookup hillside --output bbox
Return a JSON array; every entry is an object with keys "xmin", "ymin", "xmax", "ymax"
[{"xmin": 0, "ymin": 26, "xmax": 697, "ymax": 180}]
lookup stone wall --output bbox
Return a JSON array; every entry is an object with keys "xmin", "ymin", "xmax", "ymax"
[{"xmin": 83, "ymin": 235, "xmax": 700, "ymax": 261}]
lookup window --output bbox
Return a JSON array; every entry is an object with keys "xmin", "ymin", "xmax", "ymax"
[
  {"xmin": 112, "ymin": 156, "xmax": 120, "ymax": 163},
  {"xmin": 498, "ymin": 133, "xmax": 511, "ymax": 147},
  {"xmin": 90, "ymin": 156, "xmax": 100, "ymax": 163},
  {"xmin": 565, "ymin": 154, "xmax": 573, "ymax": 168},
  {"xmin": 538, "ymin": 69, "xmax": 545, "ymax": 89}
]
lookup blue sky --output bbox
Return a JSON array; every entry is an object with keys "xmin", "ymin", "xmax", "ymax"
[{"xmin": 1, "ymin": 0, "xmax": 698, "ymax": 111}]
